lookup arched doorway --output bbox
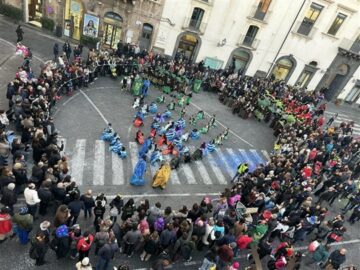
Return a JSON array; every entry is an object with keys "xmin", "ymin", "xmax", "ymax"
[
  {"xmin": 139, "ymin": 23, "xmax": 153, "ymax": 50},
  {"xmin": 325, "ymin": 63, "xmax": 349, "ymax": 100},
  {"xmin": 227, "ymin": 48, "xmax": 252, "ymax": 74},
  {"xmin": 173, "ymin": 32, "xmax": 201, "ymax": 63},
  {"xmin": 102, "ymin": 12, "xmax": 123, "ymax": 49},
  {"xmin": 271, "ymin": 55, "xmax": 297, "ymax": 82}
]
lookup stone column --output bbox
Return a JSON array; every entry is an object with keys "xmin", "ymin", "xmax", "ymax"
[{"xmin": 23, "ymin": 0, "xmax": 29, "ymax": 22}]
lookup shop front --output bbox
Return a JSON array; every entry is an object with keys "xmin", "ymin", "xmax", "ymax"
[
  {"xmin": 64, "ymin": 0, "xmax": 84, "ymax": 40},
  {"xmin": 102, "ymin": 12, "xmax": 123, "ymax": 49}
]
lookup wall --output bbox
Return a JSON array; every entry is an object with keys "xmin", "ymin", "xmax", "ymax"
[{"xmin": 154, "ymin": 0, "xmax": 360, "ymax": 99}]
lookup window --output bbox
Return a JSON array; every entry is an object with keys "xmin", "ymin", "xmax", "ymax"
[
  {"xmin": 254, "ymin": 0, "xmax": 272, "ymax": 20},
  {"xmin": 327, "ymin": 13, "xmax": 346, "ymax": 36},
  {"xmin": 243, "ymin": 25, "xmax": 259, "ymax": 47},
  {"xmin": 350, "ymin": 35, "xmax": 360, "ymax": 53},
  {"xmin": 189, "ymin": 7, "xmax": 205, "ymax": 30},
  {"xmin": 345, "ymin": 84, "xmax": 360, "ymax": 104},
  {"xmin": 297, "ymin": 2, "xmax": 323, "ymax": 36},
  {"xmin": 296, "ymin": 62, "xmax": 318, "ymax": 88}
]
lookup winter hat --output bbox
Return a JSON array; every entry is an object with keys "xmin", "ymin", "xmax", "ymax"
[
  {"xmin": 56, "ymin": 225, "xmax": 69, "ymax": 238},
  {"xmin": 19, "ymin": 206, "xmax": 28, "ymax": 214},
  {"xmin": 40, "ymin": 221, "xmax": 51, "ymax": 230},
  {"xmin": 232, "ymin": 262, "xmax": 240, "ymax": 269},
  {"xmin": 307, "ymin": 216, "xmax": 317, "ymax": 225},
  {"xmin": 13, "ymin": 163, "xmax": 22, "ymax": 170},
  {"xmin": 7, "ymin": 183, "xmax": 15, "ymax": 191},
  {"xmin": 81, "ymin": 257, "xmax": 90, "ymax": 266}
]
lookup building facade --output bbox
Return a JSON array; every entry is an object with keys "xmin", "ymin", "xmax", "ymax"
[
  {"xmin": 153, "ymin": 0, "xmax": 360, "ymax": 104},
  {"xmin": 7, "ymin": 0, "xmax": 164, "ymax": 50}
]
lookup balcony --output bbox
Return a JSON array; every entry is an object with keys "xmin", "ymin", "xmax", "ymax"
[
  {"xmin": 339, "ymin": 38, "xmax": 360, "ymax": 55},
  {"xmin": 237, "ymin": 34, "xmax": 259, "ymax": 50},
  {"xmin": 247, "ymin": 4, "xmax": 271, "ymax": 23},
  {"xmin": 182, "ymin": 17, "xmax": 207, "ymax": 35},
  {"xmin": 292, "ymin": 20, "xmax": 318, "ymax": 39}
]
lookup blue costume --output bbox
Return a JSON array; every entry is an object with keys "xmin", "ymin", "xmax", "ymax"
[
  {"xmin": 130, "ymin": 158, "xmax": 147, "ymax": 186},
  {"xmin": 150, "ymin": 150, "xmax": 163, "ymax": 166},
  {"xmin": 190, "ymin": 130, "xmax": 200, "ymax": 140},
  {"xmin": 162, "ymin": 110, "xmax": 172, "ymax": 120},
  {"xmin": 166, "ymin": 128, "xmax": 176, "ymax": 142},
  {"xmin": 135, "ymin": 111, "xmax": 145, "ymax": 121},
  {"xmin": 151, "ymin": 120, "xmax": 160, "ymax": 130},
  {"xmin": 138, "ymin": 138, "xmax": 152, "ymax": 157},
  {"xmin": 149, "ymin": 103, "xmax": 158, "ymax": 114},
  {"xmin": 176, "ymin": 118, "xmax": 186, "ymax": 129},
  {"xmin": 207, "ymin": 142, "xmax": 216, "ymax": 153},
  {"xmin": 141, "ymin": 79, "xmax": 151, "ymax": 96}
]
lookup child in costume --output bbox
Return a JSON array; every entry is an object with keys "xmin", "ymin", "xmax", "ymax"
[
  {"xmin": 190, "ymin": 129, "xmax": 200, "ymax": 140},
  {"xmin": 196, "ymin": 110, "xmax": 205, "ymax": 120},
  {"xmin": 156, "ymin": 95, "xmax": 165, "ymax": 104},
  {"xmin": 200, "ymin": 124, "xmax": 210, "ymax": 135},
  {"xmin": 135, "ymin": 130, "xmax": 145, "ymax": 145},
  {"xmin": 167, "ymin": 100, "xmax": 176, "ymax": 111},
  {"xmin": 149, "ymin": 102, "xmax": 158, "ymax": 114}
]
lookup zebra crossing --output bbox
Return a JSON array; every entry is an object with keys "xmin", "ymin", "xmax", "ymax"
[
  {"xmin": 325, "ymin": 111, "xmax": 360, "ymax": 136},
  {"xmin": 60, "ymin": 138, "xmax": 270, "ymax": 187}
]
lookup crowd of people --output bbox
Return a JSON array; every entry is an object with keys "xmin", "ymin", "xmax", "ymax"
[{"xmin": 0, "ymin": 34, "xmax": 359, "ymax": 270}]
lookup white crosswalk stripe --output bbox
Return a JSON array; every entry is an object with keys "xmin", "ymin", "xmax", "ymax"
[
  {"xmin": 64, "ymin": 139, "xmax": 271, "ymax": 186},
  {"xmin": 112, "ymin": 153, "xmax": 125, "ymax": 185},
  {"xmin": 214, "ymin": 148, "xmax": 234, "ymax": 178},
  {"xmin": 93, "ymin": 140, "xmax": 105, "ymax": 185},
  {"xmin": 206, "ymin": 153, "xmax": 228, "ymax": 185},
  {"xmin": 71, "ymin": 139, "xmax": 86, "ymax": 186},
  {"xmin": 163, "ymin": 155, "xmax": 181, "ymax": 185},
  {"xmin": 261, "ymin": 150, "xmax": 271, "ymax": 161},
  {"xmin": 129, "ymin": 142, "xmax": 139, "ymax": 174}
]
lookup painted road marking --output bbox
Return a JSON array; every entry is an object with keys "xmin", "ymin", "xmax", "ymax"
[
  {"xmin": 206, "ymin": 153, "xmax": 227, "ymax": 185},
  {"xmin": 71, "ymin": 139, "xmax": 86, "ymax": 186},
  {"xmin": 163, "ymin": 155, "xmax": 181, "ymax": 185},
  {"xmin": 215, "ymin": 148, "xmax": 234, "ymax": 178},
  {"xmin": 129, "ymin": 142, "xmax": 139, "ymax": 173},
  {"xmin": 93, "ymin": 140, "xmax": 105, "ymax": 185},
  {"xmin": 112, "ymin": 152, "xmax": 125, "ymax": 185},
  {"xmin": 261, "ymin": 150, "xmax": 271, "ymax": 161}
]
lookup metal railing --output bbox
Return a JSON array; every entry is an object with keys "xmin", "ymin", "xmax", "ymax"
[
  {"xmin": 182, "ymin": 17, "xmax": 207, "ymax": 34},
  {"xmin": 237, "ymin": 34, "xmax": 260, "ymax": 49},
  {"xmin": 293, "ymin": 20, "xmax": 318, "ymax": 38},
  {"xmin": 339, "ymin": 38, "xmax": 360, "ymax": 54}
]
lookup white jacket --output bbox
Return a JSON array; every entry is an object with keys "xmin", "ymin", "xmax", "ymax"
[{"xmin": 24, "ymin": 188, "xmax": 41, "ymax": 205}]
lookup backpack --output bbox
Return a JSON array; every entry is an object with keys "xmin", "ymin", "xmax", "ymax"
[{"xmin": 154, "ymin": 217, "xmax": 165, "ymax": 232}]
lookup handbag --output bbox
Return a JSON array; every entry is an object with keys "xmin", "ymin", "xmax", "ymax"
[
  {"xmin": 110, "ymin": 207, "xmax": 119, "ymax": 217},
  {"xmin": 329, "ymin": 233, "xmax": 342, "ymax": 242}
]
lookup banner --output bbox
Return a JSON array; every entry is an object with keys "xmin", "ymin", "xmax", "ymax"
[{"xmin": 83, "ymin": 13, "xmax": 99, "ymax": 38}]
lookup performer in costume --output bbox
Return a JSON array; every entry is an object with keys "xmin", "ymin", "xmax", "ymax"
[
  {"xmin": 152, "ymin": 162, "xmax": 171, "ymax": 189},
  {"xmin": 138, "ymin": 137, "xmax": 152, "ymax": 157},
  {"xmin": 130, "ymin": 155, "xmax": 147, "ymax": 186},
  {"xmin": 135, "ymin": 130, "xmax": 145, "ymax": 145}
]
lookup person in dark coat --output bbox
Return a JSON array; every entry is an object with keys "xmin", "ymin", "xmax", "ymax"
[
  {"xmin": 141, "ymin": 231, "xmax": 159, "ymax": 261},
  {"xmin": 80, "ymin": 190, "xmax": 95, "ymax": 218},
  {"xmin": 68, "ymin": 194, "xmax": 84, "ymax": 226},
  {"xmin": 323, "ymin": 248, "xmax": 346, "ymax": 269},
  {"xmin": 30, "ymin": 231, "xmax": 48, "ymax": 266},
  {"xmin": 53, "ymin": 43, "xmax": 59, "ymax": 60},
  {"xmin": 16, "ymin": 25, "xmax": 24, "ymax": 42},
  {"xmin": 63, "ymin": 41, "xmax": 72, "ymax": 61},
  {"xmin": 0, "ymin": 183, "xmax": 17, "ymax": 214},
  {"xmin": 96, "ymin": 237, "xmax": 119, "ymax": 270},
  {"xmin": 51, "ymin": 225, "xmax": 70, "ymax": 259},
  {"xmin": 38, "ymin": 181, "xmax": 53, "ymax": 216}
]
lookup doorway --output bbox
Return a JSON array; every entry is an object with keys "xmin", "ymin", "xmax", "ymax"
[
  {"xmin": 28, "ymin": 0, "xmax": 43, "ymax": 26},
  {"xmin": 325, "ymin": 63, "xmax": 349, "ymax": 100},
  {"xmin": 102, "ymin": 12, "xmax": 123, "ymax": 49},
  {"xmin": 139, "ymin": 23, "xmax": 153, "ymax": 51},
  {"xmin": 174, "ymin": 33, "xmax": 200, "ymax": 62}
]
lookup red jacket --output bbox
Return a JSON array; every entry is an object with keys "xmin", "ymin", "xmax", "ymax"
[
  {"xmin": 236, "ymin": 235, "xmax": 253, "ymax": 250},
  {"xmin": 76, "ymin": 234, "xmax": 94, "ymax": 251},
  {"xmin": 0, "ymin": 213, "xmax": 12, "ymax": 235}
]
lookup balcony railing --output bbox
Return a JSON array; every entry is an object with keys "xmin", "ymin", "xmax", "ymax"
[
  {"xmin": 339, "ymin": 38, "xmax": 360, "ymax": 54},
  {"xmin": 237, "ymin": 34, "xmax": 259, "ymax": 49},
  {"xmin": 182, "ymin": 17, "xmax": 207, "ymax": 34},
  {"xmin": 293, "ymin": 20, "xmax": 318, "ymax": 38},
  {"xmin": 248, "ymin": 4, "xmax": 271, "ymax": 22}
]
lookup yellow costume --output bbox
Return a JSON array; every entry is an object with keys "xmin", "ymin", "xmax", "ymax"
[{"xmin": 152, "ymin": 163, "xmax": 171, "ymax": 189}]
